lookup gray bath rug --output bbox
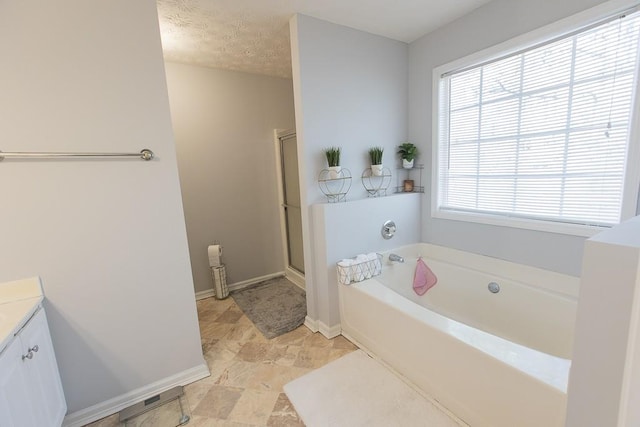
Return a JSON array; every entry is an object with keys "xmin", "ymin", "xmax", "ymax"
[{"xmin": 231, "ymin": 277, "xmax": 306, "ymax": 339}]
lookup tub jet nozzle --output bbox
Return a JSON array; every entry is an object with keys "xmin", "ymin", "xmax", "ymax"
[{"xmin": 389, "ymin": 253, "xmax": 404, "ymax": 263}]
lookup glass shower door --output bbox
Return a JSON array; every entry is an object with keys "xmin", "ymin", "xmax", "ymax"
[{"xmin": 280, "ymin": 133, "xmax": 305, "ymax": 274}]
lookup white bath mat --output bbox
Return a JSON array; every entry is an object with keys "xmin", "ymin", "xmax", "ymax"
[{"xmin": 283, "ymin": 349, "xmax": 464, "ymax": 427}]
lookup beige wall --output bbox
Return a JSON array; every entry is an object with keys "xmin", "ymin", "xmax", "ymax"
[
  {"xmin": 0, "ymin": 0, "xmax": 206, "ymax": 421},
  {"xmin": 164, "ymin": 62, "xmax": 296, "ymax": 294}
]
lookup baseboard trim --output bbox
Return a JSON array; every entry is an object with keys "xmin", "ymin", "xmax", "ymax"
[
  {"xmin": 304, "ymin": 316, "xmax": 319, "ymax": 333},
  {"xmin": 194, "ymin": 272, "xmax": 286, "ymax": 300},
  {"xmin": 62, "ymin": 362, "xmax": 210, "ymax": 427},
  {"xmin": 195, "ymin": 289, "xmax": 215, "ymax": 300},
  {"xmin": 319, "ymin": 321, "xmax": 341, "ymax": 339},
  {"xmin": 285, "ymin": 267, "xmax": 305, "ymax": 290},
  {"xmin": 228, "ymin": 271, "xmax": 285, "ymax": 293},
  {"xmin": 303, "ymin": 317, "xmax": 340, "ymax": 339}
]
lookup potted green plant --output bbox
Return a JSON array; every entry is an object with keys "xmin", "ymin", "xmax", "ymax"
[
  {"xmin": 324, "ymin": 147, "xmax": 341, "ymax": 179},
  {"xmin": 398, "ymin": 142, "xmax": 418, "ymax": 169},
  {"xmin": 369, "ymin": 146, "xmax": 384, "ymax": 176}
]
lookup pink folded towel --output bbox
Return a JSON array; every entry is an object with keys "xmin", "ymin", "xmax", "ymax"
[{"xmin": 413, "ymin": 257, "xmax": 437, "ymax": 295}]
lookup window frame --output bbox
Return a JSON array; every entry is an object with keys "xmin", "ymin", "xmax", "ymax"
[{"xmin": 431, "ymin": 1, "xmax": 640, "ymax": 237}]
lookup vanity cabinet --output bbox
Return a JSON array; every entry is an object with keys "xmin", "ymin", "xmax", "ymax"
[{"xmin": 0, "ymin": 307, "xmax": 66, "ymax": 427}]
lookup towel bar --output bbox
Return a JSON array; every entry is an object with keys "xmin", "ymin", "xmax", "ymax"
[{"xmin": 0, "ymin": 149, "xmax": 154, "ymax": 161}]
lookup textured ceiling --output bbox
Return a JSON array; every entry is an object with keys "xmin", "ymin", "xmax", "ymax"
[{"xmin": 156, "ymin": 0, "xmax": 492, "ymax": 79}]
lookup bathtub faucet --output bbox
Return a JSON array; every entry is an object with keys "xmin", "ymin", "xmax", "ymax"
[{"xmin": 389, "ymin": 253, "xmax": 404, "ymax": 263}]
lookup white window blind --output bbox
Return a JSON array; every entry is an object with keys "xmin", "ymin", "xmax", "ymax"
[{"xmin": 437, "ymin": 11, "xmax": 640, "ymax": 228}]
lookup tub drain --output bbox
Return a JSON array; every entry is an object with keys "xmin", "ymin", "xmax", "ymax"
[{"xmin": 488, "ymin": 282, "xmax": 500, "ymax": 293}]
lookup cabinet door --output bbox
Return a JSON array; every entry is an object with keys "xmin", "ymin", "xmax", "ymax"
[
  {"xmin": 0, "ymin": 337, "xmax": 39, "ymax": 427},
  {"xmin": 19, "ymin": 309, "xmax": 66, "ymax": 427}
]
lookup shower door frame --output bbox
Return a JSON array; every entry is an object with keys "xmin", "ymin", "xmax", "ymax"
[{"xmin": 274, "ymin": 129, "xmax": 305, "ymax": 289}]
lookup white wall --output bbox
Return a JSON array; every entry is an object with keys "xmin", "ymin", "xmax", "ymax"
[
  {"xmin": 0, "ymin": 0, "xmax": 206, "ymax": 422},
  {"xmin": 292, "ymin": 15, "xmax": 409, "ymax": 204},
  {"xmin": 164, "ymin": 62, "xmax": 296, "ymax": 294},
  {"xmin": 566, "ymin": 216, "xmax": 640, "ymax": 426},
  {"xmin": 408, "ymin": 0, "xmax": 611, "ymax": 277},
  {"xmin": 290, "ymin": 14, "xmax": 410, "ymax": 328},
  {"xmin": 312, "ymin": 194, "xmax": 422, "ymax": 332}
]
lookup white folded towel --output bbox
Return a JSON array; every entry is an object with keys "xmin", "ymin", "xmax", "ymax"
[
  {"xmin": 337, "ymin": 259, "xmax": 354, "ymax": 285},
  {"xmin": 366, "ymin": 252, "xmax": 381, "ymax": 276},
  {"xmin": 355, "ymin": 254, "xmax": 370, "ymax": 280}
]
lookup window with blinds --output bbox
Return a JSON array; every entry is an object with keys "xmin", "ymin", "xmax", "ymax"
[{"xmin": 436, "ymin": 10, "xmax": 640, "ymax": 232}]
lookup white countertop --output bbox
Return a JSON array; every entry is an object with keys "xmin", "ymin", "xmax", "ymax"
[{"xmin": 0, "ymin": 277, "xmax": 44, "ymax": 353}]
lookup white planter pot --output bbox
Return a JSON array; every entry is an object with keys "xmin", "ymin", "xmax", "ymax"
[
  {"xmin": 371, "ymin": 164, "xmax": 383, "ymax": 176},
  {"xmin": 328, "ymin": 166, "xmax": 342, "ymax": 179},
  {"xmin": 402, "ymin": 159, "xmax": 414, "ymax": 169}
]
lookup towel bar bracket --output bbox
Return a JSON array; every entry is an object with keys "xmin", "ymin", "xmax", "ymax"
[{"xmin": 140, "ymin": 149, "xmax": 154, "ymax": 161}]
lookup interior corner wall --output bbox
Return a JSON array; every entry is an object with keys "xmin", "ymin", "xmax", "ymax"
[
  {"xmin": 164, "ymin": 63, "xmax": 295, "ymax": 294},
  {"xmin": 312, "ymin": 194, "xmax": 422, "ymax": 329},
  {"xmin": 290, "ymin": 14, "xmax": 409, "ymax": 329},
  {"xmin": 408, "ymin": 0, "xmax": 610, "ymax": 277},
  {"xmin": 0, "ymin": 0, "xmax": 205, "ymax": 417}
]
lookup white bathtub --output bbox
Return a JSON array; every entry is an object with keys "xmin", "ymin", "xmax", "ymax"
[{"xmin": 338, "ymin": 243, "xmax": 579, "ymax": 427}]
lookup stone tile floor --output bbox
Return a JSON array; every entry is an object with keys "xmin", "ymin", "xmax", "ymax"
[{"xmin": 86, "ymin": 296, "xmax": 357, "ymax": 426}]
